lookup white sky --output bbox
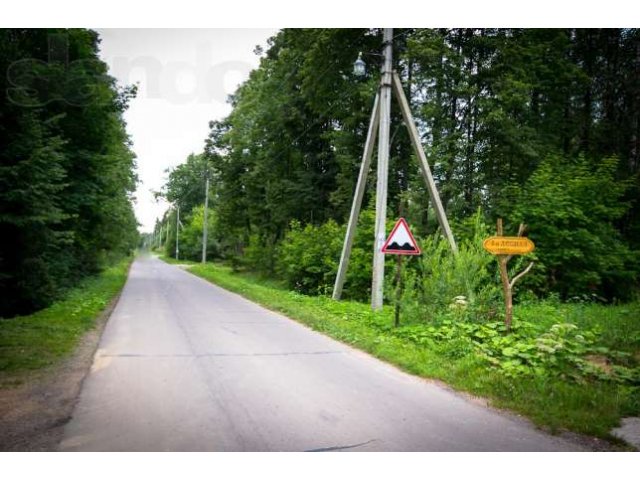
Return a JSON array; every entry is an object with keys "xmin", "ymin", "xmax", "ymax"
[
  {"xmin": 97, "ymin": 29, "xmax": 278, "ymax": 233},
  {"xmin": 90, "ymin": 6, "xmax": 620, "ymax": 234}
]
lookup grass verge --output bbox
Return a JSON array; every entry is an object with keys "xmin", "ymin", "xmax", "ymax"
[
  {"xmin": 0, "ymin": 257, "xmax": 133, "ymax": 386},
  {"xmin": 184, "ymin": 261, "xmax": 639, "ymax": 445},
  {"xmin": 156, "ymin": 252, "xmax": 197, "ymax": 266}
]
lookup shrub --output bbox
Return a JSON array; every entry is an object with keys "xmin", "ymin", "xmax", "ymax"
[
  {"xmin": 508, "ymin": 155, "xmax": 639, "ymax": 300},
  {"xmin": 177, "ymin": 205, "xmax": 219, "ymax": 261},
  {"xmin": 276, "ymin": 209, "xmax": 378, "ymax": 300},
  {"xmin": 390, "ymin": 319, "xmax": 640, "ymax": 385},
  {"xmin": 399, "ymin": 210, "xmax": 501, "ymax": 322},
  {"xmin": 276, "ymin": 220, "xmax": 343, "ymax": 295},
  {"xmin": 243, "ymin": 233, "xmax": 278, "ymax": 274}
]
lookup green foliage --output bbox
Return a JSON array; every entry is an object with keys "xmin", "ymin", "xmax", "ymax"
[
  {"xmin": 0, "ymin": 256, "xmax": 132, "ymax": 382},
  {"xmin": 243, "ymin": 233, "xmax": 278, "ymax": 274},
  {"xmin": 390, "ymin": 319, "xmax": 640, "ymax": 386},
  {"xmin": 276, "ymin": 208, "xmax": 377, "ymax": 300},
  {"xmin": 0, "ymin": 29, "xmax": 139, "ymax": 317},
  {"xmin": 400, "ymin": 211, "xmax": 501, "ymax": 322},
  {"xmin": 276, "ymin": 219, "xmax": 343, "ymax": 295},
  {"xmin": 158, "ymin": 28, "xmax": 640, "ymax": 302},
  {"xmin": 508, "ymin": 155, "xmax": 639, "ymax": 300},
  {"xmin": 163, "ymin": 209, "xmax": 178, "ymax": 259},
  {"xmin": 160, "ymin": 154, "xmax": 211, "ymax": 213},
  {"xmin": 174, "ymin": 205, "xmax": 218, "ymax": 262}
]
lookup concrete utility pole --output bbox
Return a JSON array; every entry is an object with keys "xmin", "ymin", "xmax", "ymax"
[
  {"xmin": 201, "ymin": 174, "xmax": 210, "ymax": 264},
  {"xmin": 333, "ymin": 28, "xmax": 458, "ymax": 310},
  {"xmin": 163, "ymin": 217, "xmax": 168, "ymax": 247},
  {"xmin": 391, "ymin": 72, "xmax": 458, "ymax": 252},
  {"xmin": 332, "ymin": 93, "xmax": 380, "ymax": 301},
  {"xmin": 371, "ymin": 28, "xmax": 394, "ymax": 310},
  {"xmin": 175, "ymin": 204, "xmax": 180, "ymax": 260}
]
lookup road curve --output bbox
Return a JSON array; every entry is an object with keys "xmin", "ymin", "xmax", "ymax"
[{"xmin": 60, "ymin": 255, "xmax": 586, "ymax": 451}]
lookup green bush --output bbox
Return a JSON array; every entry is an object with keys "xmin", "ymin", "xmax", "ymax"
[
  {"xmin": 243, "ymin": 233, "xmax": 278, "ymax": 274},
  {"xmin": 508, "ymin": 155, "xmax": 639, "ymax": 300},
  {"xmin": 177, "ymin": 205, "xmax": 219, "ymax": 261},
  {"xmin": 399, "ymin": 210, "xmax": 501, "ymax": 322},
  {"xmin": 340, "ymin": 208, "xmax": 377, "ymax": 301},
  {"xmin": 276, "ymin": 220, "xmax": 343, "ymax": 295},
  {"xmin": 390, "ymin": 318, "xmax": 640, "ymax": 385},
  {"xmin": 276, "ymin": 209, "xmax": 378, "ymax": 300}
]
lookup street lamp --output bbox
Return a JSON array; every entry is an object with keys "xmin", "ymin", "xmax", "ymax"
[{"xmin": 353, "ymin": 52, "xmax": 366, "ymax": 76}]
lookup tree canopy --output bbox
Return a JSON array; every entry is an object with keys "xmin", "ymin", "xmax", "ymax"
[
  {"xmin": 0, "ymin": 29, "xmax": 139, "ymax": 317},
  {"xmin": 159, "ymin": 28, "xmax": 639, "ymax": 301}
]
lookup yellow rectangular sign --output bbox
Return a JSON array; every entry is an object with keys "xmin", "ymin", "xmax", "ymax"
[{"xmin": 483, "ymin": 236, "xmax": 535, "ymax": 255}]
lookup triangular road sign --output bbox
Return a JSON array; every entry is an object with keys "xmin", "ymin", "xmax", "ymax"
[{"xmin": 381, "ymin": 218, "xmax": 421, "ymax": 255}]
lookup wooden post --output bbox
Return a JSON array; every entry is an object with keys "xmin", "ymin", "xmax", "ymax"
[
  {"xmin": 495, "ymin": 218, "xmax": 534, "ymax": 331},
  {"xmin": 332, "ymin": 92, "xmax": 380, "ymax": 300},
  {"xmin": 496, "ymin": 219, "xmax": 511, "ymax": 330}
]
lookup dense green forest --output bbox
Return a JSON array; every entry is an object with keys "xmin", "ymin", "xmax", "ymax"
[
  {"xmin": 157, "ymin": 28, "xmax": 639, "ymax": 305},
  {"xmin": 0, "ymin": 29, "xmax": 139, "ymax": 317}
]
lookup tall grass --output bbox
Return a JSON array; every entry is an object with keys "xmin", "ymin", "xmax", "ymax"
[
  {"xmin": 399, "ymin": 212, "xmax": 501, "ymax": 323},
  {"xmin": 0, "ymin": 257, "xmax": 132, "ymax": 384}
]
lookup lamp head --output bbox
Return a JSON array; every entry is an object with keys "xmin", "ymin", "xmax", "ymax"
[{"xmin": 353, "ymin": 52, "xmax": 366, "ymax": 77}]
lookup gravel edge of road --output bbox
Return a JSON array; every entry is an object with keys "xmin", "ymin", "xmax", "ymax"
[{"xmin": 0, "ymin": 283, "xmax": 125, "ymax": 451}]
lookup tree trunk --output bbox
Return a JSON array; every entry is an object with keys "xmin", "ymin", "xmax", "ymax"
[
  {"xmin": 496, "ymin": 219, "xmax": 513, "ymax": 330},
  {"xmin": 495, "ymin": 218, "xmax": 534, "ymax": 332}
]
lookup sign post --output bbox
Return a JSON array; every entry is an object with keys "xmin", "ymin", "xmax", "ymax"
[
  {"xmin": 483, "ymin": 219, "xmax": 535, "ymax": 331},
  {"xmin": 382, "ymin": 218, "xmax": 421, "ymax": 327}
]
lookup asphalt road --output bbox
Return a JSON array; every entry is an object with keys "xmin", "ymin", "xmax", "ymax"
[{"xmin": 59, "ymin": 255, "xmax": 586, "ymax": 451}]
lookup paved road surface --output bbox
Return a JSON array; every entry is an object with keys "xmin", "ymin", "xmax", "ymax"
[{"xmin": 60, "ymin": 255, "xmax": 586, "ymax": 451}]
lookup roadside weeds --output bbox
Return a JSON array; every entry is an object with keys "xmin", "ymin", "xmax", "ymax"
[{"xmin": 0, "ymin": 259, "xmax": 132, "ymax": 451}]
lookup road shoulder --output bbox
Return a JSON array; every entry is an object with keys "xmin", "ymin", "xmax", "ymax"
[{"xmin": 0, "ymin": 291, "xmax": 121, "ymax": 451}]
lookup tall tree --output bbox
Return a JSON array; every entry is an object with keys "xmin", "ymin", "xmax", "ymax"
[
  {"xmin": 169, "ymin": 28, "xmax": 639, "ymax": 299},
  {"xmin": 0, "ymin": 29, "xmax": 139, "ymax": 317}
]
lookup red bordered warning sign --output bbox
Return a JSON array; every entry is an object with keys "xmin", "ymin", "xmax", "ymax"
[{"xmin": 381, "ymin": 218, "xmax": 421, "ymax": 255}]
